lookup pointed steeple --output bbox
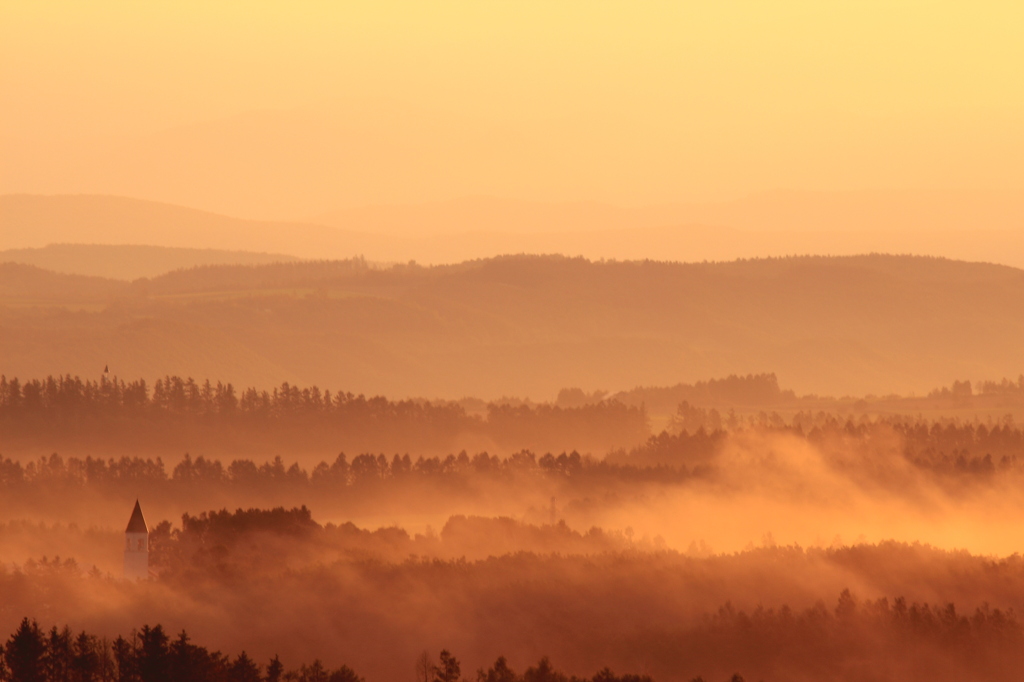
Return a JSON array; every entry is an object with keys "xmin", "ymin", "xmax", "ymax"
[{"xmin": 125, "ymin": 500, "xmax": 148, "ymax": 534}]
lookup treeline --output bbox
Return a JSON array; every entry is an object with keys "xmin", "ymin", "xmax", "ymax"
[
  {"xmin": 435, "ymin": 651, "xmax": 653, "ymax": 682},
  {"xmin": 612, "ymin": 375, "xmax": 1024, "ymax": 417},
  {"xmin": 620, "ymin": 411, "xmax": 1024, "ymax": 474},
  {"xmin": 3, "ymin": 415, "xmax": 1022, "ymax": 495},
  {"xmin": 0, "ymin": 620, "xmax": 656, "ymax": 682},
  {"xmin": 802, "ymin": 414, "xmax": 1023, "ymax": 474},
  {"xmin": 0, "ymin": 375, "xmax": 648, "ymax": 455},
  {"xmin": 928, "ymin": 377, "xmax": 1024, "ymax": 400},
  {"xmin": 480, "ymin": 589, "xmax": 1024, "ymax": 682},
  {"xmin": 661, "ymin": 590, "xmax": 1024, "ymax": 681},
  {"xmin": 5, "ymin": 593, "xmax": 1022, "ymax": 682},
  {"xmin": 145, "ymin": 508, "xmax": 632, "ymax": 574},
  {"xmin": 0, "ymin": 448, "xmax": 691, "ymax": 493},
  {"xmin": 608, "ymin": 373, "xmax": 794, "ymax": 414},
  {"xmin": 0, "ymin": 618, "xmax": 360, "ymax": 682}
]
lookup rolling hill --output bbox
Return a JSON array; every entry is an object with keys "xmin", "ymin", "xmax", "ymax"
[
  {"xmin": 1, "ymin": 254, "xmax": 1022, "ymax": 399},
  {"xmin": 4, "ymin": 193, "xmax": 1024, "ymax": 268},
  {"xmin": 0, "ymin": 244, "xmax": 298, "ymax": 280},
  {"xmin": 0, "ymin": 194, "xmax": 362, "ymax": 258}
]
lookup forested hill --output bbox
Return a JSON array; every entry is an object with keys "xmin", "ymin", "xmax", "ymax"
[{"xmin": 2, "ymin": 254, "xmax": 1023, "ymax": 399}]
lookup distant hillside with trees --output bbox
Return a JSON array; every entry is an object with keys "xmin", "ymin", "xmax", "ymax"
[
  {"xmin": 2, "ymin": 254, "xmax": 1023, "ymax": 399},
  {"xmin": 0, "ymin": 373, "xmax": 648, "ymax": 457}
]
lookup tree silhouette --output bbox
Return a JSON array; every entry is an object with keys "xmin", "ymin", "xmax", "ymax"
[
  {"xmin": 4, "ymin": 619, "xmax": 46, "ymax": 682},
  {"xmin": 43, "ymin": 627, "xmax": 72, "ymax": 682},
  {"xmin": 522, "ymin": 657, "xmax": 566, "ymax": 682},
  {"xmin": 326, "ymin": 666, "xmax": 362, "ymax": 682},
  {"xmin": 297, "ymin": 660, "xmax": 328, "ymax": 682},
  {"xmin": 228, "ymin": 652, "xmax": 261, "ymax": 682},
  {"xmin": 416, "ymin": 651, "xmax": 434, "ymax": 682},
  {"xmin": 137, "ymin": 625, "xmax": 170, "ymax": 682},
  {"xmin": 71, "ymin": 631, "xmax": 101, "ymax": 682},
  {"xmin": 111, "ymin": 636, "xmax": 135, "ymax": 682},
  {"xmin": 476, "ymin": 656, "xmax": 516, "ymax": 682},
  {"xmin": 265, "ymin": 656, "xmax": 283, "ymax": 682},
  {"xmin": 432, "ymin": 650, "xmax": 461, "ymax": 682}
]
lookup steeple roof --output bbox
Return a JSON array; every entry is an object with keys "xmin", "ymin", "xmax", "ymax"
[{"xmin": 125, "ymin": 500, "xmax": 148, "ymax": 534}]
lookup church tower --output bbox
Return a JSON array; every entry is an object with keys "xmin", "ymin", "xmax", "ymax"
[{"xmin": 124, "ymin": 500, "xmax": 149, "ymax": 580}]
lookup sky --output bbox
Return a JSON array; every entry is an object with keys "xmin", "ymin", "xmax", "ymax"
[{"xmin": 2, "ymin": 1, "xmax": 1023, "ymax": 219}]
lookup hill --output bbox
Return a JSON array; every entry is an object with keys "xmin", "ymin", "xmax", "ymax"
[
  {"xmin": 1, "ymin": 254, "xmax": 1022, "ymax": 399},
  {"xmin": 0, "ymin": 243, "xmax": 298, "ymax": 280},
  {"xmin": 308, "ymin": 190, "xmax": 1024, "ymax": 268},
  {"xmin": 5, "ymin": 192, "xmax": 1024, "ymax": 268},
  {"xmin": 0, "ymin": 194, "xmax": 363, "ymax": 258},
  {"xmin": 0, "ymin": 263, "xmax": 126, "ymax": 305}
]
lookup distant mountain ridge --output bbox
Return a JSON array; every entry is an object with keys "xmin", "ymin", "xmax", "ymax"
[
  {"xmin": 0, "ymin": 244, "xmax": 298, "ymax": 280},
  {"xmin": 1, "ymin": 253, "xmax": 1022, "ymax": 399},
  {"xmin": 0, "ymin": 194, "xmax": 360, "ymax": 258},
  {"xmin": 4, "ymin": 193, "xmax": 1024, "ymax": 268}
]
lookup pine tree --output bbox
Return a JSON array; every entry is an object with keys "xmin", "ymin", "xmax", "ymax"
[
  {"xmin": 3, "ymin": 619, "xmax": 46, "ymax": 682},
  {"xmin": 264, "ymin": 656, "xmax": 283, "ymax": 682},
  {"xmin": 227, "ymin": 652, "xmax": 261, "ymax": 682},
  {"xmin": 432, "ymin": 651, "xmax": 461, "ymax": 682},
  {"xmin": 72, "ymin": 631, "xmax": 100, "ymax": 682}
]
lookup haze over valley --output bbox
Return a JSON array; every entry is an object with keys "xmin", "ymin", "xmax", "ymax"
[{"xmin": 3, "ymin": 3, "xmax": 1024, "ymax": 681}]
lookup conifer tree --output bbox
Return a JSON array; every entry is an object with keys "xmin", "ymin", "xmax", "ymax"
[{"xmin": 4, "ymin": 619, "xmax": 46, "ymax": 682}]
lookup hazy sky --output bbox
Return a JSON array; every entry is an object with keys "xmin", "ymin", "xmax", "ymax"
[{"xmin": 2, "ymin": 1, "xmax": 1022, "ymax": 218}]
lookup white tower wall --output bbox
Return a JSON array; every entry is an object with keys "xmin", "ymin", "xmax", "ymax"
[{"xmin": 124, "ymin": 531, "xmax": 149, "ymax": 579}]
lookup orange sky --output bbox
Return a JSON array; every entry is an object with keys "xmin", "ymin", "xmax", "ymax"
[{"xmin": 2, "ymin": 1, "xmax": 1022, "ymax": 219}]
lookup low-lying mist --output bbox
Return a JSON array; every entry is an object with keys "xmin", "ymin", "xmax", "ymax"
[
  {"xmin": 4, "ymin": 510, "xmax": 1024, "ymax": 682},
  {"xmin": 3, "ymin": 412, "xmax": 1023, "ymax": 556},
  {"xmin": 4, "ymin": 411, "xmax": 1024, "ymax": 680}
]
